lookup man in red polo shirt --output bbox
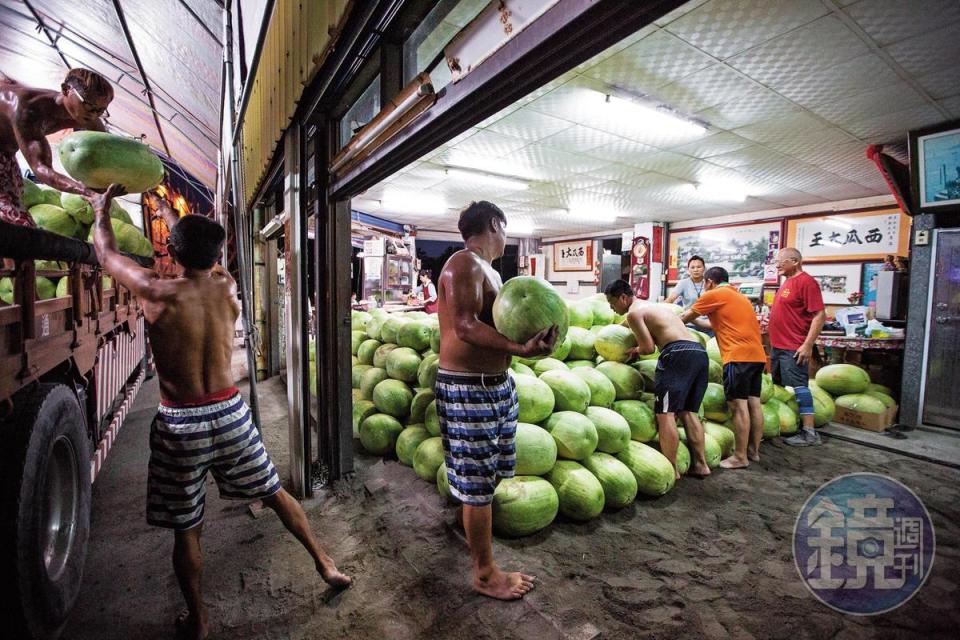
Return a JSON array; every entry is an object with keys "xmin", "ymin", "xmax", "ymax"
[{"xmin": 768, "ymin": 248, "xmax": 826, "ymax": 446}]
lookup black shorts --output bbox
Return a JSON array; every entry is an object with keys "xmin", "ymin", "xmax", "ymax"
[
  {"xmin": 770, "ymin": 347, "xmax": 810, "ymax": 388},
  {"xmin": 654, "ymin": 340, "xmax": 709, "ymax": 414},
  {"xmin": 723, "ymin": 362, "xmax": 764, "ymax": 400}
]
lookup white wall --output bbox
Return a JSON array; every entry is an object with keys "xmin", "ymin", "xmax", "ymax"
[
  {"xmin": 540, "ymin": 238, "xmax": 600, "ymax": 301},
  {"xmin": 669, "ymin": 195, "xmax": 896, "ymax": 230}
]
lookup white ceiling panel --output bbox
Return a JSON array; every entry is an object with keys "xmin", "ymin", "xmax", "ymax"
[
  {"xmin": 845, "ymin": 0, "xmax": 960, "ymax": 47},
  {"xmin": 359, "ymin": 0, "xmax": 957, "ymax": 236},
  {"xmin": 665, "ymin": 0, "xmax": 831, "ymax": 60}
]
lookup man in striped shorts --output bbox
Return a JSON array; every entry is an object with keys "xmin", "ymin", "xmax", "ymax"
[
  {"xmin": 91, "ymin": 185, "xmax": 349, "ymax": 640},
  {"xmin": 437, "ymin": 201, "xmax": 558, "ymax": 601}
]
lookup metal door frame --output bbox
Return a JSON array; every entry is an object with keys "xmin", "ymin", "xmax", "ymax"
[{"xmin": 919, "ymin": 228, "xmax": 960, "ymax": 428}]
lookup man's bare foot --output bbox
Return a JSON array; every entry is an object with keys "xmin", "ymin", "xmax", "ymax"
[
  {"xmin": 747, "ymin": 448, "xmax": 760, "ymax": 462},
  {"xmin": 317, "ymin": 560, "xmax": 353, "ymax": 589},
  {"xmin": 688, "ymin": 461, "xmax": 712, "ymax": 478},
  {"xmin": 473, "ymin": 568, "xmax": 535, "ymax": 600},
  {"xmin": 175, "ymin": 609, "xmax": 209, "ymax": 640},
  {"xmin": 720, "ymin": 454, "xmax": 749, "ymax": 469}
]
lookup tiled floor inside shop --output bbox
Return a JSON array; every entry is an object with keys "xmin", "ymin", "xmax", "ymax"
[{"xmin": 64, "ymin": 375, "xmax": 960, "ymax": 640}]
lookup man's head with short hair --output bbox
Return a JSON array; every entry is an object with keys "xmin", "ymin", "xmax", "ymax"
[
  {"xmin": 687, "ymin": 254, "xmax": 705, "ymax": 280},
  {"xmin": 605, "ymin": 279, "xmax": 634, "ymax": 315},
  {"xmin": 458, "ymin": 201, "xmax": 507, "ymax": 258},
  {"xmin": 168, "ymin": 215, "xmax": 226, "ymax": 270},
  {"xmin": 61, "ymin": 68, "xmax": 113, "ymax": 125},
  {"xmin": 703, "ymin": 266, "xmax": 729, "ymax": 290},
  {"xmin": 775, "ymin": 247, "xmax": 803, "ymax": 277}
]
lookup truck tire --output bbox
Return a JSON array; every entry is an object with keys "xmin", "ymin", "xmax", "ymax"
[{"xmin": 1, "ymin": 383, "xmax": 91, "ymax": 640}]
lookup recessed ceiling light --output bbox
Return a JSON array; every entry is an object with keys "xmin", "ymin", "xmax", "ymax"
[
  {"xmin": 505, "ymin": 220, "xmax": 535, "ymax": 235},
  {"xmin": 597, "ymin": 90, "xmax": 707, "ymax": 138}
]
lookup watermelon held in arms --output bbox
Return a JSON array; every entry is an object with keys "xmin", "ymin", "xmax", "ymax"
[
  {"xmin": 492, "ymin": 276, "xmax": 569, "ymax": 358},
  {"xmin": 593, "ymin": 324, "xmax": 638, "ymax": 363},
  {"xmin": 492, "ymin": 476, "xmax": 560, "ymax": 538},
  {"xmin": 58, "ymin": 131, "xmax": 164, "ymax": 193}
]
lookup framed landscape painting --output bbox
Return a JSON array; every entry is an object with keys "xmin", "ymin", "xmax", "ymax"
[{"xmin": 667, "ymin": 221, "xmax": 781, "ymax": 283}]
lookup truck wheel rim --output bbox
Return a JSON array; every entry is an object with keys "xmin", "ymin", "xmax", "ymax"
[{"xmin": 43, "ymin": 435, "xmax": 79, "ymax": 582}]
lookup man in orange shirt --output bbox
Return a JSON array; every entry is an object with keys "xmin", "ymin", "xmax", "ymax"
[{"xmin": 681, "ymin": 267, "xmax": 766, "ymax": 469}]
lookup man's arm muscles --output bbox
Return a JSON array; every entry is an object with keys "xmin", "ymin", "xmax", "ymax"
[
  {"xmin": 445, "ymin": 261, "xmax": 524, "ymax": 355},
  {"xmin": 626, "ymin": 309, "xmax": 656, "ymax": 354},
  {"xmin": 14, "ymin": 117, "xmax": 93, "ymax": 196}
]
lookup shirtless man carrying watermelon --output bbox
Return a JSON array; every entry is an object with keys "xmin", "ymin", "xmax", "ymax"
[
  {"xmin": 438, "ymin": 201, "xmax": 557, "ymax": 600},
  {"xmin": 0, "ymin": 68, "xmax": 112, "ymax": 227},
  {"xmin": 90, "ymin": 185, "xmax": 350, "ymax": 639}
]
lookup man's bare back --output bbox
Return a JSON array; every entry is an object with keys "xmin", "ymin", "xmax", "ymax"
[
  {"xmin": 437, "ymin": 249, "xmax": 511, "ymax": 374},
  {"xmin": 142, "ymin": 270, "xmax": 240, "ymax": 402},
  {"xmin": 627, "ymin": 300, "xmax": 693, "ymax": 351}
]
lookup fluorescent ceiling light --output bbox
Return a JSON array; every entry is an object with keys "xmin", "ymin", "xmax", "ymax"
[
  {"xmin": 688, "ymin": 181, "xmax": 749, "ymax": 202},
  {"xmin": 598, "ymin": 90, "xmax": 706, "ymax": 137},
  {"xmin": 380, "ymin": 190, "xmax": 449, "ymax": 215},
  {"xmin": 505, "ymin": 220, "xmax": 535, "ymax": 235},
  {"xmin": 445, "ymin": 167, "xmax": 529, "ymax": 190}
]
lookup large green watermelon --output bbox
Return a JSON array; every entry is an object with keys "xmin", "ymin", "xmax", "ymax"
[
  {"xmin": 86, "ymin": 217, "xmax": 152, "ymax": 257},
  {"xmin": 366, "ymin": 316, "xmax": 385, "ymax": 341},
  {"xmin": 634, "ymin": 359, "xmax": 657, "ymax": 389},
  {"xmin": 352, "ymin": 400, "xmax": 377, "ymax": 437},
  {"xmin": 533, "ymin": 357, "xmax": 569, "ymax": 375},
  {"xmin": 492, "ymin": 277, "xmax": 569, "ymax": 357},
  {"xmin": 539, "ymin": 369, "xmax": 591, "ymax": 413},
  {"xmin": 615, "ymin": 441, "xmax": 676, "ymax": 496},
  {"xmin": 351, "ymin": 331, "xmax": 366, "ymax": 355},
  {"xmin": 21, "ymin": 178, "xmax": 46, "ymax": 208},
  {"xmin": 409, "ymin": 389, "xmax": 435, "ymax": 424},
  {"xmin": 706, "ymin": 337, "xmax": 721, "ymax": 364},
  {"xmin": 594, "ymin": 325, "xmax": 637, "ymax": 363},
  {"xmin": 812, "ymin": 387, "xmax": 836, "ymax": 426},
  {"xmin": 424, "ymin": 400, "xmax": 440, "ymax": 436},
  {"xmin": 59, "ymin": 131, "xmax": 164, "ymax": 192},
  {"xmin": 359, "ymin": 367, "xmax": 389, "ymax": 400},
  {"xmin": 514, "ymin": 423, "xmax": 558, "ymax": 476},
  {"xmin": 572, "ymin": 367, "xmax": 616, "ymax": 408},
  {"xmin": 543, "ymin": 411, "xmax": 598, "ymax": 460},
  {"xmin": 396, "ymin": 425, "xmax": 431, "ymax": 466},
  {"xmin": 550, "ymin": 333, "xmax": 572, "ymax": 361},
  {"xmin": 372, "ymin": 379, "xmax": 413, "ymax": 418},
  {"xmin": 566, "ymin": 360, "xmax": 595, "ymax": 369},
  {"xmin": 760, "ymin": 372, "xmax": 773, "ymax": 403},
  {"xmin": 30, "ymin": 204, "xmax": 80, "ymax": 238},
  {"xmin": 708, "ymin": 359, "xmax": 723, "ymax": 384},
  {"xmin": 613, "ymin": 400, "xmax": 656, "ymax": 442},
  {"xmin": 584, "ymin": 406, "xmax": 631, "ymax": 454},
  {"xmin": 568, "ymin": 301, "xmax": 594, "ymax": 329},
  {"xmin": 60, "ymin": 192, "xmax": 95, "ymax": 224},
  {"xmin": 397, "ymin": 321, "xmax": 432, "ymax": 351},
  {"xmin": 865, "ymin": 390, "xmax": 897, "ymax": 408},
  {"xmin": 815, "ymin": 364, "xmax": 871, "ymax": 396},
  {"xmin": 703, "ymin": 421, "xmax": 734, "ymax": 457},
  {"xmin": 412, "ymin": 437, "xmax": 445, "ymax": 481},
  {"xmin": 675, "ymin": 441, "xmax": 691, "ymax": 475},
  {"xmin": 417, "ymin": 356, "xmax": 439, "ymax": 391},
  {"xmin": 511, "ymin": 361, "xmax": 535, "ymax": 376},
  {"xmin": 589, "ymin": 298, "xmax": 616, "ymax": 326},
  {"xmin": 761, "ymin": 399, "xmax": 782, "ymax": 438},
  {"xmin": 492, "ymin": 476, "xmax": 559, "ymax": 537},
  {"xmin": 514, "ymin": 373, "xmax": 555, "ymax": 423},
  {"xmin": 596, "ymin": 362, "xmax": 644, "ymax": 400},
  {"xmin": 546, "ymin": 461, "xmax": 605, "ymax": 521},
  {"xmin": 372, "ymin": 343, "xmax": 398, "ymax": 369},
  {"xmin": 867, "ymin": 382, "xmax": 893, "ymax": 397},
  {"xmin": 359, "ymin": 413, "xmax": 404, "ymax": 455},
  {"xmin": 436, "ymin": 462, "xmax": 452, "ymax": 500},
  {"xmin": 352, "ymin": 310, "xmax": 371, "ymax": 331},
  {"xmin": 380, "ymin": 317, "xmax": 410, "ymax": 344},
  {"xmin": 835, "ymin": 393, "xmax": 888, "ymax": 414},
  {"xmin": 776, "ymin": 400, "xmax": 799, "ymax": 435},
  {"xmin": 357, "ymin": 339, "xmax": 381, "ymax": 364},
  {"xmin": 581, "ymin": 452, "xmax": 637, "ymax": 509},
  {"xmin": 701, "ymin": 382, "xmax": 726, "ymax": 413},
  {"xmin": 703, "ymin": 433, "xmax": 722, "ymax": 468},
  {"xmin": 351, "ymin": 364, "xmax": 372, "ymax": 388},
  {"xmin": 566, "ymin": 326, "xmax": 596, "ymax": 360}
]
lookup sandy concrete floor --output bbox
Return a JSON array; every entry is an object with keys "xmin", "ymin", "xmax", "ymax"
[{"xmin": 64, "ymin": 377, "xmax": 960, "ymax": 639}]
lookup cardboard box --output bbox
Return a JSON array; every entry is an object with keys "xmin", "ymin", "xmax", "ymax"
[{"xmin": 833, "ymin": 404, "xmax": 899, "ymax": 432}]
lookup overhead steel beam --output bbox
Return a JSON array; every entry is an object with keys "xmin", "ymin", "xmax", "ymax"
[
  {"xmin": 111, "ymin": 0, "xmax": 172, "ymax": 157},
  {"xmin": 175, "ymin": 0, "xmax": 223, "ymax": 46},
  {"xmin": 19, "ymin": 0, "xmax": 69, "ymax": 68}
]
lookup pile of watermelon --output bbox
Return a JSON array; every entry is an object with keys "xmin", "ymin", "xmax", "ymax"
[
  {"xmin": 0, "ymin": 260, "xmax": 112, "ymax": 305},
  {"xmin": 351, "ymin": 281, "xmax": 695, "ymax": 538}
]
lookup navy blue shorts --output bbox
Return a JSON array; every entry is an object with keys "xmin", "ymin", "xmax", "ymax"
[
  {"xmin": 435, "ymin": 370, "xmax": 518, "ymax": 506},
  {"xmin": 654, "ymin": 340, "xmax": 709, "ymax": 414},
  {"xmin": 723, "ymin": 362, "xmax": 765, "ymax": 401},
  {"xmin": 770, "ymin": 347, "xmax": 810, "ymax": 388}
]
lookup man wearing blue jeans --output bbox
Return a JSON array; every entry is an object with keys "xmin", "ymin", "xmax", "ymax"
[{"xmin": 768, "ymin": 248, "xmax": 826, "ymax": 446}]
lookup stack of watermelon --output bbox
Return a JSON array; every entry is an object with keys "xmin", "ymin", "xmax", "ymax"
[{"xmin": 350, "ymin": 281, "xmax": 682, "ymax": 539}]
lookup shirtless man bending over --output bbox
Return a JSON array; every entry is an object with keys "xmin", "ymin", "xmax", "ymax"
[
  {"xmin": 0, "ymin": 68, "xmax": 111, "ymax": 227},
  {"xmin": 605, "ymin": 279, "xmax": 711, "ymax": 479},
  {"xmin": 91, "ymin": 185, "xmax": 350, "ymax": 640},
  {"xmin": 437, "ymin": 201, "xmax": 557, "ymax": 600}
]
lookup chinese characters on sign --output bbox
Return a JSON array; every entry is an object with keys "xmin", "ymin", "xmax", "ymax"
[
  {"xmin": 793, "ymin": 473, "xmax": 935, "ymax": 615},
  {"xmin": 788, "ymin": 211, "xmax": 908, "ymax": 261},
  {"xmin": 553, "ymin": 240, "xmax": 593, "ymax": 272}
]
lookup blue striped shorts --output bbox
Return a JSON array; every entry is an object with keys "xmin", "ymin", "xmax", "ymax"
[
  {"xmin": 435, "ymin": 369, "xmax": 518, "ymax": 506},
  {"xmin": 146, "ymin": 390, "xmax": 281, "ymax": 530}
]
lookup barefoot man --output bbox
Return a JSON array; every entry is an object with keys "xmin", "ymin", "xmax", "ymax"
[
  {"xmin": 605, "ymin": 279, "xmax": 711, "ymax": 479},
  {"xmin": 0, "ymin": 68, "xmax": 112, "ymax": 227},
  {"xmin": 681, "ymin": 267, "xmax": 766, "ymax": 469},
  {"xmin": 437, "ymin": 201, "xmax": 557, "ymax": 600},
  {"xmin": 91, "ymin": 185, "xmax": 350, "ymax": 639}
]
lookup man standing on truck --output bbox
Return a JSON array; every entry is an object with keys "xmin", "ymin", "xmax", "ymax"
[
  {"xmin": 437, "ymin": 201, "xmax": 557, "ymax": 600},
  {"xmin": 0, "ymin": 68, "xmax": 113, "ymax": 227},
  {"xmin": 90, "ymin": 185, "xmax": 350, "ymax": 640}
]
